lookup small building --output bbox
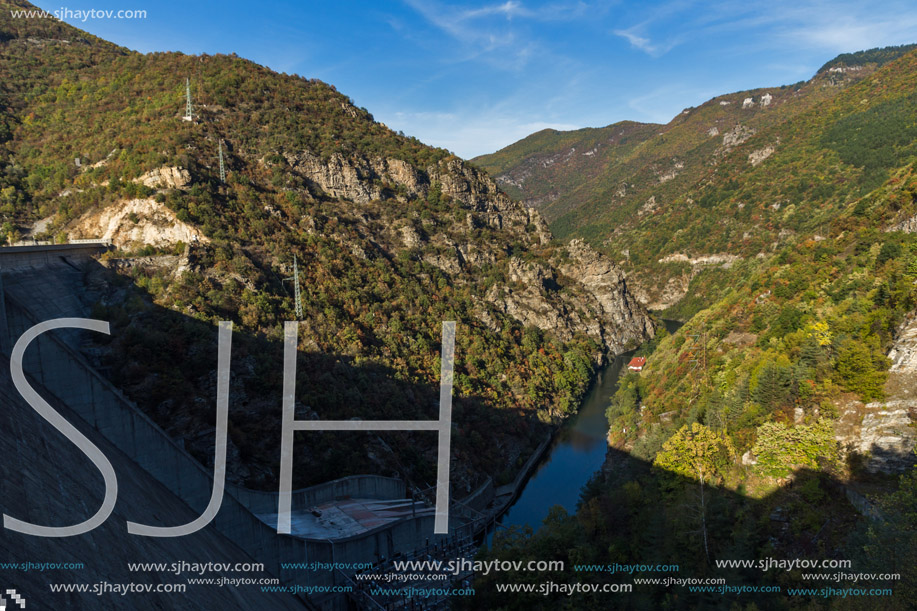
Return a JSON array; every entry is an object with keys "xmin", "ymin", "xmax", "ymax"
[{"xmin": 628, "ymin": 357, "xmax": 646, "ymax": 372}]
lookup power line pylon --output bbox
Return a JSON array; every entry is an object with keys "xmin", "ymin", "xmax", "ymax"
[
  {"xmin": 182, "ymin": 77, "xmax": 193, "ymax": 121},
  {"xmin": 283, "ymin": 255, "xmax": 304, "ymax": 320},
  {"xmin": 218, "ymin": 140, "xmax": 226, "ymax": 183}
]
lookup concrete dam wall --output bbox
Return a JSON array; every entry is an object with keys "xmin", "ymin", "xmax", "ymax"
[
  {"xmin": 0, "ymin": 252, "xmax": 471, "ymax": 608},
  {"xmin": 0, "ymin": 346, "xmax": 307, "ymax": 609}
]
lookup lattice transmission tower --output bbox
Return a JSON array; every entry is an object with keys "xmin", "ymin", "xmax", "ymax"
[
  {"xmin": 218, "ymin": 140, "xmax": 226, "ymax": 183},
  {"xmin": 182, "ymin": 77, "xmax": 193, "ymax": 121},
  {"xmin": 283, "ymin": 255, "xmax": 304, "ymax": 320}
]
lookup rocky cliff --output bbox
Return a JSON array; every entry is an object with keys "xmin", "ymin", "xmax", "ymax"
[
  {"xmin": 77, "ymin": 148, "xmax": 653, "ymax": 360},
  {"xmin": 71, "ymin": 196, "xmax": 208, "ymax": 249},
  {"xmin": 836, "ymin": 313, "xmax": 917, "ymax": 474},
  {"xmin": 481, "ymin": 238, "xmax": 654, "ymax": 356},
  {"xmin": 0, "ymin": 6, "xmax": 655, "ymax": 496}
]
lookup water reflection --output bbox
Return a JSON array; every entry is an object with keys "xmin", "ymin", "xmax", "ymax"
[
  {"xmin": 496, "ymin": 351, "xmax": 630, "ymax": 530},
  {"xmin": 495, "ymin": 319, "xmax": 682, "ymax": 532}
]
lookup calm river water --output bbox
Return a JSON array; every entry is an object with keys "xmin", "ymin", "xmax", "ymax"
[{"xmin": 496, "ymin": 319, "xmax": 681, "ymax": 531}]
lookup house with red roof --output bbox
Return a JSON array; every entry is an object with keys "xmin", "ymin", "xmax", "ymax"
[{"xmin": 627, "ymin": 357, "xmax": 646, "ymax": 372}]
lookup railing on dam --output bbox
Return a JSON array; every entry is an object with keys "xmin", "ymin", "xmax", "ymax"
[
  {"xmin": 3, "ymin": 238, "xmax": 112, "ymax": 248},
  {"xmin": 0, "ymin": 240, "xmax": 112, "ymax": 270},
  {"xmin": 230, "ymin": 475, "xmax": 406, "ymax": 517}
]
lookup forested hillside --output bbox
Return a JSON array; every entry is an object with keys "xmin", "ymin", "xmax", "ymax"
[
  {"xmin": 474, "ymin": 164, "xmax": 917, "ymax": 608},
  {"xmin": 0, "ymin": 0, "xmax": 654, "ymax": 492},
  {"xmin": 474, "ymin": 44, "xmax": 917, "ymax": 311},
  {"xmin": 470, "ymin": 44, "xmax": 917, "ymax": 608}
]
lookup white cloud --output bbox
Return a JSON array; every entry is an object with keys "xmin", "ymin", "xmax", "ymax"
[
  {"xmin": 461, "ymin": 1, "xmax": 533, "ymax": 20},
  {"xmin": 382, "ymin": 0, "xmax": 917, "ymax": 157},
  {"xmin": 403, "ymin": 0, "xmax": 593, "ymax": 69},
  {"xmin": 610, "ymin": 0, "xmax": 917, "ymax": 58},
  {"xmin": 774, "ymin": 12, "xmax": 917, "ymax": 53},
  {"xmin": 613, "ymin": 27, "xmax": 653, "ymax": 52},
  {"xmin": 613, "ymin": 25, "xmax": 680, "ymax": 57}
]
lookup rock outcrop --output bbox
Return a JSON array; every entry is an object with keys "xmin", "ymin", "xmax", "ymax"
[
  {"xmin": 276, "ymin": 151, "xmax": 653, "ymax": 356},
  {"xmin": 285, "ymin": 152, "xmax": 552, "ymax": 245},
  {"xmin": 431, "ymin": 158, "xmax": 552, "ymax": 243},
  {"xmin": 658, "ymin": 252, "xmax": 742, "ymax": 267},
  {"xmin": 722, "ymin": 124, "xmax": 756, "ymax": 149},
  {"xmin": 559, "ymin": 239, "xmax": 656, "ymax": 351},
  {"xmin": 835, "ymin": 313, "xmax": 917, "ymax": 473},
  {"xmin": 70, "ymin": 197, "xmax": 208, "ymax": 249},
  {"xmin": 66, "ymin": 147, "xmax": 651, "ymax": 357},
  {"xmin": 284, "ymin": 151, "xmax": 411, "ymax": 203},
  {"xmin": 134, "ymin": 165, "xmax": 191, "ymax": 189},
  {"xmin": 886, "ymin": 213, "xmax": 917, "ymax": 233},
  {"xmin": 484, "ymin": 239, "xmax": 655, "ymax": 358},
  {"xmin": 629, "ymin": 274, "xmax": 692, "ymax": 312},
  {"xmin": 749, "ymin": 145, "xmax": 775, "ymax": 167}
]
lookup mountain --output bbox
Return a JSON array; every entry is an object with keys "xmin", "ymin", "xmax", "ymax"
[
  {"xmin": 472, "ymin": 157, "xmax": 917, "ymax": 608},
  {"xmin": 473, "ymin": 44, "xmax": 917, "ymax": 311},
  {"xmin": 0, "ymin": 0, "xmax": 654, "ymax": 494},
  {"xmin": 471, "ymin": 41, "xmax": 917, "ymax": 480},
  {"xmin": 468, "ymin": 43, "xmax": 917, "ymax": 606},
  {"xmin": 6, "ymin": 1, "xmax": 917, "ymax": 606}
]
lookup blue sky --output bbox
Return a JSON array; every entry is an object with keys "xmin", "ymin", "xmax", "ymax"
[{"xmin": 33, "ymin": 0, "xmax": 917, "ymax": 158}]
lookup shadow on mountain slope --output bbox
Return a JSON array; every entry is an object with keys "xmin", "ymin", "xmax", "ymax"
[{"xmin": 468, "ymin": 445, "xmax": 915, "ymax": 610}]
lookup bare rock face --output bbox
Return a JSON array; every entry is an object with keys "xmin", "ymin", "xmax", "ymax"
[
  {"xmin": 628, "ymin": 251, "xmax": 742, "ymax": 311},
  {"xmin": 628, "ymin": 273, "xmax": 692, "ymax": 312},
  {"xmin": 837, "ymin": 400, "xmax": 917, "ymax": 474},
  {"xmin": 423, "ymin": 244, "xmax": 464, "ymax": 274},
  {"xmin": 282, "ymin": 149, "xmax": 651, "ymax": 357},
  {"xmin": 429, "ymin": 159, "xmax": 552, "ymax": 245},
  {"xmin": 888, "ymin": 315, "xmax": 917, "ymax": 371},
  {"xmin": 399, "ymin": 223, "xmax": 424, "ymax": 249},
  {"xmin": 134, "ymin": 166, "xmax": 191, "ymax": 189},
  {"xmin": 284, "ymin": 151, "xmax": 553, "ymax": 247},
  {"xmin": 284, "ymin": 152, "xmax": 427, "ymax": 203},
  {"xmin": 457, "ymin": 242, "xmax": 496, "ymax": 268},
  {"xmin": 485, "ymin": 277, "xmax": 570, "ymax": 341},
  {"xmin": 722, "ymin": 124, "xmax": 756, "ymax": 149},
  {"xmin": 748, "ymin": 145, "xmax": 775, "ymax": 167},
  {"xmin": 484, "ymin": 240, "xmax": 656, "ymax": 358},
  {"xmin": 658, "ymin": 252, "xmax": 741, "ymax": 267},
  {"xmin": 835, "ymin": 313, "xmax": 917, "ymax": 473},
  {"xmin": 377, "ymin": 158, "xmax": 424, "ymax": 197},
  {"xmin": 887, "ymin": 213, "xmax": 917, "ymax": 233},
  {"xmin": 285, "ymin": 151, "xmax": 382, "ymax": 202},
  {"xmin": 559, "ymin": 239, "xmax": 656, "ymax": 352},
  {"xmin": 70, "ymin": 197, "xmax": 208, "ymax": 249},
  {"xmin": 484, "ymin": 258, "xmax": 568, "ymax": 337}
]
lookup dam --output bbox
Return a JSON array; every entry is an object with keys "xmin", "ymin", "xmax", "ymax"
[{"xmin": 0, "ymin": 244, "xmax": 491, "ymax": 609}]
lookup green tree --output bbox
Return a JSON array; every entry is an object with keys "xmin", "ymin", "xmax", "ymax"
[
  {"xmin": 655, "ymin": 423, "xmax": 734, "ymax": 483},
  {"xmin": 852, "ymin": 457, "xmax": 917, "ymax": 601},
  {"xmin": 654, "ymin": 423, "xmax": 735, "ymax": 562},
  {"xmin": 834, "ymin": 341, "xmax": 888, "ymax": 401},
  {"xmin": 751, "ymin": 419, "xmax": 839, "ymax": 477}
]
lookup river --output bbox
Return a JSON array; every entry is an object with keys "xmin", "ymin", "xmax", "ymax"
[{"xmin": 495, "ymin": 319, "xmax": 682, "ymax": 532}]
